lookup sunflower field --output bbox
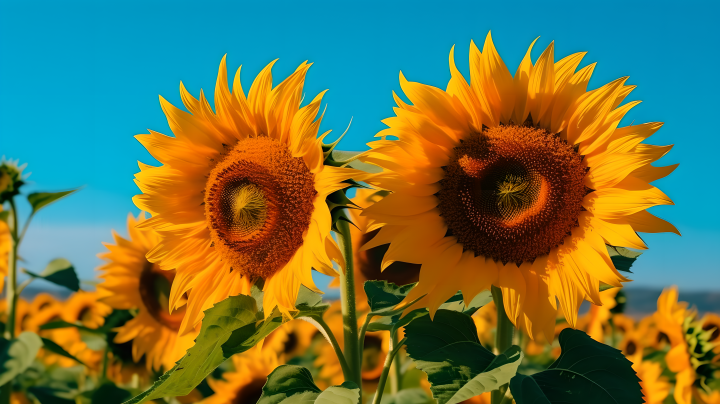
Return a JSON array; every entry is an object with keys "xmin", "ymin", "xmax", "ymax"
[{"xmin": 0, "ymin": 32, "xmax": 717, "ymax": 404}]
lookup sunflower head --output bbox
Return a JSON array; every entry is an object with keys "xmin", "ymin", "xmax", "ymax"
[
  {"xmin": 133, "ymin": 57, "xmax": 361, "ymax": 331},
  {"xmin": 98, "ymin": 213, "xmax": 196, "ymax": 371},
  {"xmin": 202, "ymin": 348, "xmax": 280, "ymax": 404},
  {"xmin": 361, "ymin": 32, "xmax": 677, "ymax": 342},
  {"xmin": 0, "ymin": 158, "xmax": 26, "ymax": 204}
]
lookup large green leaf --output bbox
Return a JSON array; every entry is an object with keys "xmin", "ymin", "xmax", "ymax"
[
  {"xmin": 509, "ymin": 328, "xmax": 642, "ymax": 404},
  {"xmin": 258, "ymin": 365, "xmax": 359, "ymax": 404},
  {"xmin": 404, "ymin": 310, "xmax": 522, "ymax": 404},
  {"xmin": 0, "ymin": 331, "xmax": 43, "ymax": 386},
  {"xmin": 124, "ymin": 287, "xmax": 328, "ymax": 404},
  {"xmin": 25, "ymin": 258, "xmax": 80, "ymax": 291},
  {"xmin": 28, "ymin": 387, "xmax": 75, "ymax": 404},
  {"xmin": 40, "ymin": 338, "xmax": 85, "ymax": 366},
  {"xmin": 607, "ymin": 246, "xmax": 642, "ymax": 273},
  {"xmin": 364, "ymin": 280, "xmax": 492, "ymax": 333},
  {"xmin": 27, "ymin": 189, "xmax": 79, "ymax": 215}
]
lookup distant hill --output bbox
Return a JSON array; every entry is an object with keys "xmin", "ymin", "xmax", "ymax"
[{"xmin": 623, "ymin": 287, "xmax": 720, "ymax": 318}]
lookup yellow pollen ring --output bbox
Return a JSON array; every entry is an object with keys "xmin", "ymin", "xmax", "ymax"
[
  {"xmin": 231, "ymin": 183, "xmax": 268, "ymax": 237},
  {"xmin": 496, "ymin": 174, "xmax": 530, "ymax": 220}
]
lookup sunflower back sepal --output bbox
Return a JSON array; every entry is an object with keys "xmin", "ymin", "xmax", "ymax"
[
  {"xmin": 509, "ymin": 328, "xmax": 643, "ymax": 404},
  {"xmin": 403, "ymin": 309, "xmax": 523, "ymax": 404},
  {"xmin": 607, "ymin": 246, "xmax": 643, "ymax": 273},
  {"xmin": 257, "ymin": 365, "xmax": 360, "ymax": 404}
]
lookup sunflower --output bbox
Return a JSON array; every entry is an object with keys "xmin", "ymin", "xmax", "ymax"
[
  {"xmin": 201, "ymin": 348, "xmax": 280, "ymax": 404},
  {"xmin": 133, "ymin": 57, "xmax": 361, "ymax": 333},
  {"xmin": 584, "ymin": 288, "xmax": 619, "ymax": 343},
  {"xmin": 28, "ymin": 293, "xmax": 60, "ymax": 315},
  {"xmin": 0, "ymin": 207, "xmax": 8, "ymax": 292},
  {"xmin": 360, "ymin": 32, "xmax": 677, "ymax": 342},
  {"xmin": 701, "ymin": 313, "xmax": 720, "ymax": 354},
  {"xmin": 98, "ymin": 213, "xmax": 197, "ymax": 371},
  {"xmin": 263, "ymin": 318, "xmax": 318, "ymax": 360},
  {"xmin": 652, "ymin": 287, "xmax": 713, "ymax": 404},
  {"xmin": 633, "ymin": 359, "xmax": 671, "ymax": 404},
  {"xmin": 25, "ymin": 302, "xmax": 80, "ymax": 367}
]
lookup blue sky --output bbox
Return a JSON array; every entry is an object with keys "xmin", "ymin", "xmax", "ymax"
[{"xmin": 1, "ymin": 0, "xmax": 718, "ymax": 292}]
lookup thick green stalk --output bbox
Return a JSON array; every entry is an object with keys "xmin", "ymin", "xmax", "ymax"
[
  {"xmin": 491, "ymin": 286, "xmax": 514, "ymax": 404},
  {"xmin": 1, "ymin": 199, "xmax": 20, "ymax": 404},
  {"xmin": 372, "ymin": 336, "xmax": 406, "ymax": 404},
  {"xmin": 336, "ymin": 219, "xmax": 362, "ymax": 397}
]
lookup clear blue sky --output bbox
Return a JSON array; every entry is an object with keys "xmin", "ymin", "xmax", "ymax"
[{"xmin": 1, "ymin": 0, "xmax": 718, "ymax": 292}]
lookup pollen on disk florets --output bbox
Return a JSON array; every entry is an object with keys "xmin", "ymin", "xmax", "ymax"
[
  {"xmin": 438, "ymin": 125, "xmax": 587, "ymax": 264},
  {"xmin": 204, "ymin": 136, "xmax": 317, "ymax": 280}
]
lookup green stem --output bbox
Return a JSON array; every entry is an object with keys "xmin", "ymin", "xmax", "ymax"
[
  {"xmin": 357, "ymin": 313, "xmax": 373, "ymax": 365},
  {"xmin": 336, "ymin": 218, "xmax": 362, "ymax": 397},
  {"xmin": 101, "ymin": 343, "xmax": 110, "ymax": 382},
  {"xmin": 491, "ymin": 286, "xmax": 514, "ymax": 404},
  {"xmin": 1, "ymin": 198, "xmax": 20, "ymax": 404},
  {"xmin": 389, "ymin": 332, "xmax": 402, "ymax": 394},
  {"xmin": 313, "ymin": 316, "xmax": 352, "ymax": 381},
  {"xmin": 372, "ymin": 336, "xmax": 406, "ymax": 404}
]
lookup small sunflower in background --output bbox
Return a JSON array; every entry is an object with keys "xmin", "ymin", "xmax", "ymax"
[
  {"xmin": 584, "ymin": 288, "xmax": 619, "ymax": 343},
  {"xmin": 133, "ymin": 56, "xmax": 361, "ymax": 333},
  {"xmin": 633, "ymin": 360, "xmax": 671, "ymax": 404},
  {"xmin": 25, "ymin": 302, "xmax": 78, "ymax": 367},
  {"xmin": 0, "ymin": 207, "xmax": 9, "ymax": 291},
  {"xmin": 361, "ymin": 32, "xmax": 678, "ymax": 342},
  {"xmin": 98, "ymin": 213, "xmax": 196, "ymax": 372},
  {"xmin": 263, "ymin": 319, "xmax": 318, "ymax": 360},
  {"xmin": 201, "ymin": 349, "xmax": 280, "ymax": 404}
]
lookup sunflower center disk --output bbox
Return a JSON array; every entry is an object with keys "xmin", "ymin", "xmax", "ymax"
[
  {"xmin": 139, "ymin": 262, "xmax": 185, "ymax": 331},
  {"xmin": 438, "ymin": 125, "xmax": 587, "ymax": 264},
  {"xmin": 205, "ymin": 136, "xmax": 317, "ymax": 279}
]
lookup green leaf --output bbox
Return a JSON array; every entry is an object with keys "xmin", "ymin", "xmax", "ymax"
[
  {"xmin": 607, "ymin": 246, "xmax": 642, "ymax": 273},
  {"xmin": 27, "ymin": 189, "xmax": 79, "ymax": 215},
  {"xmin": 124, "ymin": 287, "xmax": 328, "ymax": 404},
  {"xmin": 404, "ymin": 310, "xmax": 522, "ymax": 404},
  {"xmin": 24, "ymin": 258, "xmax": 80, "ymax": 291},
  {"xmin": 39, "ymin": 320, "xmax": 102, "ymax": 334},
  {"xmin": 0, "ymin": 331, "xmax": 43, "ymax": 386},
  {"xmin": 40, "ymin": 338, "xmax": 85, "ymax": 366},
  {"xmin": 258, "ymin": 365, "xmax": 359, "ymax": 404},
  {"xmin": 365, "ymin": 280, "xmax": 416, "ymax": 312},
  {"xmin": 364, "ymin": 281, "xmax": 492, "ymax": 333},
  {"xmin": 92, "ymin": 383, "xmax": 131, "ymax": 404},
  {"xmin": 28, "ymin": 387, "xmax": 75, "ymax": 404},
  {"xmin": 258, "ymin": 365, "xmax": 320, "ymax": 403},
  {"xmin": 376, "ymin": 388, "xmax": 435, "ymax": 404},
  {"xmin": 509, "ymin": 328, "xmax": 643, "ymax": 404}
]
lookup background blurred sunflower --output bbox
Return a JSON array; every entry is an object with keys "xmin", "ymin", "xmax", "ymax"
[
  {"xmin": 98, "ymin": 213, "xmax": 196, "ymax": 371},
  {"xmin": 133, "ymin": 57, "xmax": 360, "ymax": 332},
  {"xmin": 361, "ymin": 32, "xmax": 677, "ymax": 342},
  {"xmin": 201, "ymin": 349, "xmax": 280, "ymax": 404}
]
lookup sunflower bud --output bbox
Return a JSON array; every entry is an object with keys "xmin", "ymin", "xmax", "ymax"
[{"xmin": 0, "ymin": 159, "xmax": 26, "ymax": 204}]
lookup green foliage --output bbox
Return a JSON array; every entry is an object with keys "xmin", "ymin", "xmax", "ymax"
[
  {"xmin": 124, "ymin": 287, "xmax": 329, "ymax": 404},
  {"xmin": 607, "ymin": 246, "xmax": 643, "ymax": 273},
  {"xmin": 374, "ymin": 388, "xmax": 436, "ymax": 404},
  {"xmin": 0, "ymin": 331, "xmax": 43, "ymax": 386},
  {"xmin": 363, "ymin": 280, "xmax": 492, "ymax": 333},
  {"xmin": 510, "ymin": 328, "xmax": 643, "ymax": 404},
  {"xmin": 404, "ymin": 310, "xmax": 523, "ymax": 404},
  {"xmin": 27, "ymin": 189, "xmax": 79, "ymax": 215},
  {"xmin": 91, "ymin": 383, "xmax": 131, "ymax": 404},
  {"xmin": 258, "ymin": 365, "xmax": 360, "ymax": 404},
  {"xmin": 28, "ymin": 387, "xmax": 76, "ymax": 404},
  {"xmin": 25, "ymin": 258, "xmax": 80, "ymax": 291},
  {"xmin": 39, "ymin": 338, "xmax": 85, "ymax": 366}
]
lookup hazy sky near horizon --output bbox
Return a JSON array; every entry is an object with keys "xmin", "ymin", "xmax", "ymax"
[{"xmin": 1, "ymin": 0, "xmax": 718, "ymax": 292}]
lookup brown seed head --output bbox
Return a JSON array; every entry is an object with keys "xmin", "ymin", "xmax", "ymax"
[
  {"xmin": 204, "ymin": 136, "xmax": 317, "ymax": 279},
  {"xmin": 438, "ymin": 125, "xmax": 587, "ymax": 264}
]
